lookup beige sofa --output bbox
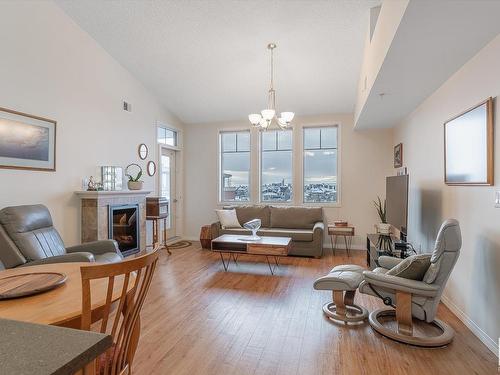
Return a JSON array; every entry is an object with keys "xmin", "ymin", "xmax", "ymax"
[{"xmin": 211, "ymin": 205, "xmax": 324, "ymax": 257}]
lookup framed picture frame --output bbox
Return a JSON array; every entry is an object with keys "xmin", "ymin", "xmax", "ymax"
[
  {"xmin": 394, "ymin": 143, "xmax": 403, "ymax": 168},
  {"xmin": 0, "ymin": 107, "xmax": 56, "ymax": 171},
  {"xmin": 444, "ymin": 97, "xmax": 493, "ymax": 185}
]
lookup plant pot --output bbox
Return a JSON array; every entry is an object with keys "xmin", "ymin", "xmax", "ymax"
[
  {"xmin": 128, "ymin": 180, "xmax": 144, "ymax": 190},
  {"xmin": 377, "ymin": 223, "xmax": 391, "ymax": 234}
]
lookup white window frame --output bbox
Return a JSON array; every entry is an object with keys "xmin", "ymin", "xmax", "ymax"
[
  {"xmin": 299, "ymin": 124, "xmax": 341, "ymax": 207},
  {"xmin": 157, "ymin": 124, "xmax": 180, "ymax": 150},
  {"xmin": 259, "ymin": 129, "xmax": 294, "ymax": 204},
  {"xmin": 217, "ymin": 128, "xmax": 252, "ymax": 204}
]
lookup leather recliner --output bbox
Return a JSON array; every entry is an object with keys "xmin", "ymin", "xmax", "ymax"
[{"xmin": 0, "ymin": 204, "xmax": 123, "ymax": 269}]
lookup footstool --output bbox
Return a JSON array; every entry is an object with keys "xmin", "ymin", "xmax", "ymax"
[{"xmin": 313, "ymin": 264, "xmax": 368, "ymax": 323}]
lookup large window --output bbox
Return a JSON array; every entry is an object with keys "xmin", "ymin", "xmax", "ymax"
[
  {"xmin": 219, "ymin": 131, "xmax": 250, "ymax": 202},
  {"xmin": 261, "ymin": 130, "xmax": 293, "ymax": 202},
  {"xmin": 303, "ymin": 126, "xmax": 338, "ymax": 203}
]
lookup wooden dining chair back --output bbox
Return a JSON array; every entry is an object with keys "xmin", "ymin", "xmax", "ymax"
[{"xmin": 80, "ymin": 247, "xmax": 160, "ymax": 375}]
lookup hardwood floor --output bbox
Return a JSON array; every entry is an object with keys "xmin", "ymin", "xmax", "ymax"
[{"xmin": 133, "ymin": 243, "xmax": 497, "ymax": 375}]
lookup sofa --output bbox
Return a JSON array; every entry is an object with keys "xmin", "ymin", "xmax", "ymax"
[
  {"xmin": 0, "ymin": 204, "xmax": 123, "ymax": 269},
  {"xmin": 211, "ymin": 205, "xmax": 324, "ymax": 257}
]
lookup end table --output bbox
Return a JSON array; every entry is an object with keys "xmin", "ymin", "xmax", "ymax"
[{"xmin": 328, "ymin": 224, "xmax": 355, "ymax": 256}]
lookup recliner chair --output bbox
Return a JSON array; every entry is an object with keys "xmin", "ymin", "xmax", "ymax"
[
  {"xmin": 0, "ymin": 204, "xmax": 123, "ymax": 268},
  {"xmin": 359, "ymin": 219, "xmax": 461, "ymax": 347}
]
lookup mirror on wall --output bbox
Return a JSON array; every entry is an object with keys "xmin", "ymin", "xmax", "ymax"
[
  {"xmin": 138, "ymin": 144, "xmax": 148, "ymax": 160},
  {"xmin": 147, "ymin": 161, "xmax": 156, "ymax": 176},
  {"xmin": 444, "ymin": 97, "xmax": 493, "ymax": 185}
]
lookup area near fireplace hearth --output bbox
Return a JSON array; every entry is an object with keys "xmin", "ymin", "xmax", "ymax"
[{"xmin": 75, "ymin": 190, "xmax": 151, "ymax": 256}]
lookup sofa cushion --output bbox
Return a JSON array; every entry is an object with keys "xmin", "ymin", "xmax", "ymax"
[
  {"xmin": 221, "ymin": 227, "xmax": 314, "ymax": 242},
  {"xmin": 215, "ymin": 209, "xmax": 242, "ymax": 229},
  {"xmin": 224, "ymin": 205, "xmax": 270, "ymax": 227},
  {"xmin": 269, "ymin": 206, "xmax": 323, "ymax": 229}
]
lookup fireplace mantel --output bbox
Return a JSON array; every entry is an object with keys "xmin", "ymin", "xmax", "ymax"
[
  {"xmin": 75, "ymin": 190, "xmax": 151, "ymax": 254},
  {"xmin": 75, "ymin": 190, "xmax": 152, "ymax": 198}
]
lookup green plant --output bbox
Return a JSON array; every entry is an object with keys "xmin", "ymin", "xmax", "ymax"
[
  {"xmin": 125, "ymin": 163, "xmax": 143, "ymax": 182},
  {"xmin": 373, "ymin": 196, "xmax": 387, "ymax": 223}
]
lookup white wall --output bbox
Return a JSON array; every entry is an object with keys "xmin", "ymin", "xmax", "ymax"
[
  {"xmin": 394, "ymin": 34, "xmax": 500, "ymax": 354},
  {"xmin": 184, "ymin": 114, "xmax": 394, "ymax": 248},
  {"xmin": 0, "ymin": 1, "xmax": 183, "ymax": 246}
]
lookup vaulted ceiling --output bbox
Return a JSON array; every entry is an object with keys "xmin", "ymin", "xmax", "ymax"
[{"xmin": 56, "ymin": 0, "xmax": 379, "ymax": 124}]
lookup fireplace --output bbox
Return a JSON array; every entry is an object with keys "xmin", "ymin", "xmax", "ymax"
[{"xmin": 108, "ymin": 204, "xmax": 140, "ymax": 256}]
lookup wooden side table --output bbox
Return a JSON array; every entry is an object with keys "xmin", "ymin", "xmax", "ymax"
[
  {"xmin": 146, "ymin": 215, "xmax": 171, "ymax": 255},
  {"xmin": 199, "ymin": 225, "xmax": 212, "ymax": 249},
  {"xmin": 328, "ymin": 225, "xmax": 355, "ymax": 256}
]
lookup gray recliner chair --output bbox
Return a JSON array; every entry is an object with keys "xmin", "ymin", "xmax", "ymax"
[
  {"xmin": 359, "ymin": 219, "xmax": 461, "ymax": 347},
  {"xmin": 0, "ymin": 204, "xmax": 123, "ymax": 269}
]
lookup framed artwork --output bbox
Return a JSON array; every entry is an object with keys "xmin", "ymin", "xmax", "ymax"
[
  {"xmin": 394, "ymin": 143, "xmax": 403, "ymax": 168},
  {"xmin": 444, "ymin": 97, "xmax": 493, "ymax": 185},
  {"xmin": 0, "ymin": 107, "xmax": 56, "ymax": 171}
]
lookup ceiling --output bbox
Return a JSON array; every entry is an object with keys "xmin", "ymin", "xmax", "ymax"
[
  {"xmin": 56, "ymin": 0, "xmax": 379, "ymax": 124},
  {"xmin": 355, "ymin": 0, "xmax": 500, "ymax": 129}
]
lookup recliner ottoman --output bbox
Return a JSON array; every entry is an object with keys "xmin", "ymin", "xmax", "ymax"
[{"xmin": 314, "ymin": 264, "xmax": 368, "ymax": 323}]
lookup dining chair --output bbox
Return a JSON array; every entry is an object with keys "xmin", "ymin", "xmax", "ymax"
[{"xmin": 80, "ymin": 246, "xmax": 160, "ymax": 375}]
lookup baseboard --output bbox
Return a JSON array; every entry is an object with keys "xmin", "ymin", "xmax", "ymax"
[{"xmin": 441, "ymin": 295, "xmax": 499, "ymax": 356}]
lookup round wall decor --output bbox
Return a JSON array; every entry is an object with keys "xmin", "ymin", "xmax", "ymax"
[
  {"xmin": 138, "ymin": 144, "xmax": 148, "ymax": 160},
  {"xmin": 147, "ymin": 161, "xmax": 157, "ymax": 176}
]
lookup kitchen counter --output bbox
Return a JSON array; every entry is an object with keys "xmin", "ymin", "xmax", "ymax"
[{"xmin": 0, "ymin": 318, "xmax": 111, "ymax": 375}]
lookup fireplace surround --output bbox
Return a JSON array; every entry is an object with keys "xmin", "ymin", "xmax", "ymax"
[{"xmin": 75, "ymin": 190, "xmax": 151, "ymax": 255}]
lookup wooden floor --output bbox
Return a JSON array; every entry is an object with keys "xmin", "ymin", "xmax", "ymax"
[{"xmin": 133, "ymin": 243, "xmax": 497, "ymax": 375}]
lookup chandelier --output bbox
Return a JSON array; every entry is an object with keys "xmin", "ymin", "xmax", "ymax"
[{"xmin": 248, "ymin": 43, "xmax": 294, "ymax": 130}]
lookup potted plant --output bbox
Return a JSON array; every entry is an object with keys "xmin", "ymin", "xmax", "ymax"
[
  {"xmin": 125, "ymin": 163, "xmax": 144, "ymax": 190},
  {"xmin": 374, "ymin": 196, "xmax": 391, "ymax": 234}
]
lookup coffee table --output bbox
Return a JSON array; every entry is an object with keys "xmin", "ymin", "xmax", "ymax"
[{"xmin": 211, "ymin": 234, "xmax": 292, "ymax": 274}]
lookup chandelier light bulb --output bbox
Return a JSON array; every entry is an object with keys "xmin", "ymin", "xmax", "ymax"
[
  {"xmin": 248, "ymin": 113, "xmax": 261, "ymax": 126},
  {"xmin": 261, "ymin": 109, "xmax": 275, "ymax": 121}
]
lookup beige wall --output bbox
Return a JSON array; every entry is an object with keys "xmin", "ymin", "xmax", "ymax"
[
  {"xmin": 184, "ymin": 114, "xmax": 394, "ymax": 248},
  {"xmin": 394, "ymin": 34, "xmax": 500, "ymax": 354},
  {"xmin": 0, "ymin": 1, "xmax": 183, "ymax": 246}
]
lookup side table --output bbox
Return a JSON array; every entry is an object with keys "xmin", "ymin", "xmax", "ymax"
[
  {"xmin": 199, "ymin": 225, "xmax": 212, "ymax": 249},
  {"xmin": 146, "ymin": 215, "xmax": 171, "ymax": 255},
  {"xmin": 328, "ymin": 225, "xmax": 355, "ymax": 256}
]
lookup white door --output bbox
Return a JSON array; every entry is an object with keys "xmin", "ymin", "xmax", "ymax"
[{"xmin": 160, "ymin": 147, "xmax": 177, "ymax": 238}]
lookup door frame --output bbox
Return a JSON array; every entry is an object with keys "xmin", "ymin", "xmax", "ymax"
[{"xmin": 157, "ymin": 144, "xmax": 181, "ymax": 241}]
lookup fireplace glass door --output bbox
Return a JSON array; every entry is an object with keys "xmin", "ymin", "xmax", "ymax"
[{"xmin": 109, "ymin": 204, "xmax": 139, "ymax": 256}]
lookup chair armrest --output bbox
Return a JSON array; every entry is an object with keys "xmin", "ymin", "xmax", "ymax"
[
  {"xmin": 67, "ymin": 240, "xmax": 121, "ymax": 256},
  {"xmin": 313, "ymin": 222, "xmax": 324, "ymax": 233},
  {"xmin": 378, "ymin": 256, "xmax": 404, "ymax": 269},
  {"xmin": 362, "ymin": 270, "xmax": 440, "ymax": 297},
  {"xmin": 20, "ymin": 252, "xmax": 95, "ymax": 267}
]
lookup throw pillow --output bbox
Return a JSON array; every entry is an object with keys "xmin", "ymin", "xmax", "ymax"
[
  {"xmin": 386, "ymin": 254, "xmax": 431, "ymax": 281},
  {"xmin": 215, "ymin": 209, "xmax": 242, "ymax": 229}
]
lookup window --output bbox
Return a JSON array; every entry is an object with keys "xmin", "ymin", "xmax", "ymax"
[
  {"xmin": 157, "ymin": 126, "xmax": 177, "ymax": 146},
  {"xmin": 260, "ymin": 130, "xmax": 293, "ymax": 202},
  {"xmin": 219, "ymin": 131, "xmax": 250, "ymax": 202},
  {"xmin": 303, "ymin": 126, "xmax": 338, "ymax": 203}
]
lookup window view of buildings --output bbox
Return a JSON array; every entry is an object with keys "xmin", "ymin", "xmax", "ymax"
[{"xmin": 219, "ymin": 126, "xmax": 338, "ymax": 203}]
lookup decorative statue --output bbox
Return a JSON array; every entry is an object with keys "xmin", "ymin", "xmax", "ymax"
[{"xmin": 87, "ymin": 176, "xmax": 97, "ymax": 191}]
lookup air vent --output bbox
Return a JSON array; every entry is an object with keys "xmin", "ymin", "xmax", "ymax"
[{"xmin": 123, "ymin": 101, "xmax": 132, "ymax": 112}]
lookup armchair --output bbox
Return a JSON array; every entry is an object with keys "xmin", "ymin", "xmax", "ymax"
[
  {"xmin": 0, "ymin": 204, "xmax": 123, "ymax": 269},
  {"xmin": 359, "ymin": 219, "xmax": 461, "ymax": 347}
]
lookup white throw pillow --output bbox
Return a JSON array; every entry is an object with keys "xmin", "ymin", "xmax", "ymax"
[{"xmin": 215, "ymin": 209, "xmax": 242, "ymax": 229}]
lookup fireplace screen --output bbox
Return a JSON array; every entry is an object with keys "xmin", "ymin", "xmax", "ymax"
[{"xmin": 109, "ymin": 204, "xmax": 139, "ymax": 256}]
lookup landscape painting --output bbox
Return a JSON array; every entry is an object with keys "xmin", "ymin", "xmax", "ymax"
[{"xmin": 0, "ymin": 107, "xmax": 56, "ymax": 171}]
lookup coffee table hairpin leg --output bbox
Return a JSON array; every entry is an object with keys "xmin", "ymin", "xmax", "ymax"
[{"xmin": 265, "ymin": 256, "xmax": 280, "ymax": 275}]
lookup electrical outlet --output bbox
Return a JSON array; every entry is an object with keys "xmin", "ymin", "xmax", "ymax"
[{"xmin": 495, "ymin": 191, "xmax": 500, "ymax": 208}]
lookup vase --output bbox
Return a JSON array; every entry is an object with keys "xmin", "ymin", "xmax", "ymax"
[
  {"xmin": 377, "ymin": 223, "xmax": 391, "ymax": 234},
  {"xmin": 128, "ymin": 180, "xmax": 144, "ymax": 190},
  {"xmin": 243, "ymin": 219, "xmax": 261, "ymax": 240}
]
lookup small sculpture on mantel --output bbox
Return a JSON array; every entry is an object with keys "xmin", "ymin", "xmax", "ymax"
[{"xmin": 87, "ymin": 176, "xmax": 97, "ymax": 191}]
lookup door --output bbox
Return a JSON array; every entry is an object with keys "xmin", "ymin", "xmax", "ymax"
[{"xmin": 160, "ymin": 147, "xmax": 177, "ymax": 239}]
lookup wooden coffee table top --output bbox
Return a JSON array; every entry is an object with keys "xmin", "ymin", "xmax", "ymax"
[{"xmin": 212, "ymin": 235, "xmax": 291, "ymax": 246}]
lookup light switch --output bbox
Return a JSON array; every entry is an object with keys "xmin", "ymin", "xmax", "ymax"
[{"xmin": 495, "ymin": 191, "xmax": 500, "ymax": 208}]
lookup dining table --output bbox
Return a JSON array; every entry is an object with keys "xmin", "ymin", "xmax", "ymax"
[{"xmin": 0, "ymin": 262, "xmax": 134, "ymax": 328}]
